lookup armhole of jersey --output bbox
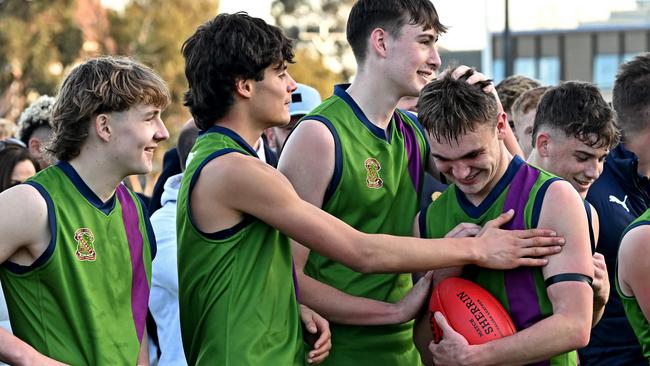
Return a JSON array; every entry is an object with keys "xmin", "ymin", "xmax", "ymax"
[
  {"xmin": 418, "ymin": 206, "xmax": 429, "ymax": 238},
  {"xmin": 302, "ymin": 115, "xmax": 342, "ymax": 207},
  {"xmin": 187, "ymin": 148, "xmax": 254, "ymax": 240},
  {"xmin": 3, "ymin": 182, "xmax": 57, "ymax": 274},
  {"xmin": 135, "ymin": 193, "xmax": 158, "ymax": 259},
  {"xmin": 530, "ymin": 177, "xmax": 561, "ymax": 228},
  {"xmin": 617, "ymin": 220, "xmax": 650, "ymax": 299},
  {"xmin": 584, "ymin": 201, "xmax": 596, "ymax": 254}
]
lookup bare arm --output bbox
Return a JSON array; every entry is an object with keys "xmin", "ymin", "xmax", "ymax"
[
  {"xmin": 0, "ymin": 186, "xmax": 62, "ymax": 364},
  {"xmin": 589, "ymin": 206, "xmax": 609, "ymax": 326},
  {"xmin": 279, "ymin": 120, "xmax": 433, "ymax": 324},
  {"xmin": 430, "ymin": 181, "xmax": 593, "ymax": 366},
  {"xmin": 617, "ymin": 225, "xmax": 650, "ymax": 325}
]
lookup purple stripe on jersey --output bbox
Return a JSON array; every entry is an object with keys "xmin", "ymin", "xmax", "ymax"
[
  {"xmin": 394, "ymin": 112, "xmax": 422, "ymax": 193},
  {"xmin": 116, "ymin": 184, "xmax": 149, "ymax": 344},
  {"xmin": 501, "ymin": 164, "xmax": 549, "ymax": 366}
]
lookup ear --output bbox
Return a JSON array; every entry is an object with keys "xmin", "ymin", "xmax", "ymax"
[
  {"xmin": 235, "ymin": 78, "xmax": 253, "ymax": 99},
  {"xmin": 535, "ymin": 132, "xmax": 551, "ymax": 157},
  {"xmin": 95, "ymin": 113, "xmax": 111, "ymax": 143},
  {"xmin": 27, "ymin": 138, "xmax": 42, "ymax": 158},
  {"xmin": 369, "ymin": 28, "xmax": 388, "ymax": 58},
  {"xmin": 495, "ymin": 111, "xmax": 508, "ymax": 140}
]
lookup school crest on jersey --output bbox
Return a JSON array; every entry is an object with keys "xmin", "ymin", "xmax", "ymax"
[
  {"xmin": 74, "ymin": 228, "xmax": 96, "ymax": 261},
  {"xmin": 364, "ymin": 157, "xmax": 383, "ymax": 189}
]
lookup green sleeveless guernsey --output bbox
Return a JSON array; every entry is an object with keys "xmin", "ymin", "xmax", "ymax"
[
  {"xmin": 617, "ymin": 211, "xmax": 650, "ymax": 360},
  {"xmin": 422, "ymin": 157, "xmax": 578, "ymax": 366},
  {"xmin": 177, "ymin": 126, "xmax": 304, "ymax": 365},
  {"xmin": 302, "ymin": 85, "xmax": 428, "ymax": 366},
  {"xmin": 0, "ymin": 162, "xmax": 154, "ymax": 365}
]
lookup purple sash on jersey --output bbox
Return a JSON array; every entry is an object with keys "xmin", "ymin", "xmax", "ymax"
[
  {"xmin": 394, "ymin": 112, "xmax": 423, "ymax": 193},
  {"xmin": 116, "ymin": 184, "xmax": 149, "ymax": 344},
  {"xmin": 501, "ymin": 164, "xmax": 549, "ymax": 366}
]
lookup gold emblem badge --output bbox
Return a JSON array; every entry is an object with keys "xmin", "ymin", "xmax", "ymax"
[
  {"xmin": 364, "ymin": 157, "xmax": 383, "ymax": 189},
  {"xmin": 74, "ymin": 228, "xmax": 96, "ymax": 261}
]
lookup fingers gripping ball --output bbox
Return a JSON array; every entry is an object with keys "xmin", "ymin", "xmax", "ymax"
[{"xmin": 429, "ymin": 277, "xmax": 516, "ymax": 345}]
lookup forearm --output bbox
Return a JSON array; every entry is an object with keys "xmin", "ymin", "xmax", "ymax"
[
  {"xmin": 354, "ymin": 232, "xmax": 477, "ymax": 273},
  {"xmin": 466, "ymin": 311, "xmax": 590, "ymax": 366},
  {"xmin": 297, "ymin": 272, "xmax": 405, "ymax": 325},
  {"xmin": 0, "ymin": 329, "xmax": 44, "ymax": 365},
  {"xmin": 592, "ymin": 299, "xmax": 606, "ymax": 327}
]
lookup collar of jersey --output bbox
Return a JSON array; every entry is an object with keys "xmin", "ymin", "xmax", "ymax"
[
  {"xmin": 333, "ymin": 84, "xmax": 393, "ymax": 143},
  {"xmin": 57, "ymin": 161, "xmax": 116, "ymax": 215},
  {"xmin": 204, "ymin": 125, "xmax": 259, "ymax": 158},
  {"xmin": 455, "ymin": 155, "xmax": 525, "ymax": 219}
]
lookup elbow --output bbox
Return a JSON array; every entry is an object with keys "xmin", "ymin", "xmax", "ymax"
[{"xmin": 566, "ymin": 317, "xmax": 591, "ymax": 349}]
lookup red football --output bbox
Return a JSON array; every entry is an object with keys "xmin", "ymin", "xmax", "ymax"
[{"xmin": 429, "ymin": 277, "xmax": 516, "ymax": 345}]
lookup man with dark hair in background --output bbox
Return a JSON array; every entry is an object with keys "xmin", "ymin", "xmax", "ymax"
[{"xmin": 580, "ymin": 52, "xmax": 650, "ymax": 365}]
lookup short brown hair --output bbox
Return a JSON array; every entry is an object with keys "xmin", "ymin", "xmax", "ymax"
[
  {"xmin": 512, "ymin": 86, "xmax": 549, "ymax": 118},
  {"xmin": 613, "ymin": 52, "xmax": 650, "ymax": 136},
  {"xmin": 495, "ymin": 75, "xmax": 541, "ymax": 113},
  {"xmin": 533, "ymin": 81, "xmax": 619, "ymax": 149},
  {"xmin": 347, "ymin": 0, "xmax": 447, "ymax": 64},
  {"xmin": 418, "ymin": 68, "xmax": 498, "ymax": 144},
  {"xmin": 49, "ymin": 56, "xmax": 170, "ymax": 161}
]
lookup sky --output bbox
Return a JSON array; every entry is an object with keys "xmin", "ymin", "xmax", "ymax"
[{"xmin": 101, "ymin": 0, "xmax": 640, "ymax": 51}]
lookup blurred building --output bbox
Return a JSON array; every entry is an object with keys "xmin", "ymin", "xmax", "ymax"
[{"xmin": 490, "ymin": 1, "xmax": 650, "ymax": 98}]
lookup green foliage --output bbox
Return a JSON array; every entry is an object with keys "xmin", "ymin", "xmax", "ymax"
[
  {"xmin": 0, "ymin": 0, "xmax": 82, "ymax": 96},
  {"xmin": 108, "ymin": 0, "xmax": 219, "ymax": 134}
]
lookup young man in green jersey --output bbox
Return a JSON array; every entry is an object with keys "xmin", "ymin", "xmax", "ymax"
[
  {"xmin": 415, "ymin": 69, "xmax": 594, "ymax": 365},
  {"xmin": 527, "ymin": 81, "xmax": 620, "ymax": 327},
  {"xmin": 178, "ymin": 11, "xmax": 564, "ymax": 366},
  {"xmin": 277, "ymin": 1, "xmax": 526, "ymax": 364},
  {"xmin": 0, "ymin": 56, "xmax": 170, "ymax": 365}
]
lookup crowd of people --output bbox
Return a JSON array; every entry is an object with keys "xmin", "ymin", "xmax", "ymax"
[{"xmin": 0, "ymin": 0, "xmax": 648, "ymax": 365}]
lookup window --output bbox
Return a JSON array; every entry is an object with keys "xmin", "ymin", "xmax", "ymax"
[
  {"xmin": 538, "ymin": 57, "xmax": 560, "ymax": 85},
  {"xmin": 593, "ymin": 54, "xmax": 619, "ymax": 89}
]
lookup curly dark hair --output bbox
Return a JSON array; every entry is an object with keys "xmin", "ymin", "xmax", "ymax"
[
  {"xmin": 182, "ymin": 12, "xmax": 294, "ymax": 131},
  {"xmin": 533, "ymin": 81, "xmax": 619, "ymax": 149},
  {"xmin": 613, "ymin": 52, "xmax": 650, "ymax": 136},
  {"xmin": 346, "ymin": 0, "xmax": 447, "ymax": 64},
  {"xmin": 48, "ymin": 56, "xmax": 170, "ymax": 162},
  {"xmin": 417, "ymin": 68, "xmax": 497, "ymax": 144}
]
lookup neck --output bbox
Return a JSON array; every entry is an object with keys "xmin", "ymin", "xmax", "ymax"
[
  {"xmin": 526, "ymin": 149, "xmax": 542, "ymax": 167},
  {"xmin": 67, "ymin": 151, "xmax": 125, "ymax": 202},
  {"xmin": 346, "ymin": 68, "xmax": 403, "ymax": 130},
  {"xmin": 216, "ymin": 107, "xmax": 266, "ymax": 149},
  {"xmin": 625, "ymin": 132, "xmax": 650, "ymax": 177},
  {"xmin": 466, "ymin": 146, "xmax": 513, "ymax": 206}
]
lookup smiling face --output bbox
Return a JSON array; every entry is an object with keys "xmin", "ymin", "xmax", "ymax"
[
  {"xmin": 429, "ymin": 122, "xmax": 510, "ymax": 204},
  {"xmin": 385, "ymin": 22, "xmax": 441, "ymax": 97},
  {"xmin": 536, "ymin": 130, "xmax": 608, "ymax": 199},
  {"xmin": 107, "ymin": 103, "xmax": 169, "ymax": 176}
]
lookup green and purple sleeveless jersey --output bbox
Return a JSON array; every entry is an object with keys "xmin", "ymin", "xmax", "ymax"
[
  {"xmin": 301, "ymin": 85, "xmax": 428, "ymax": 366},
  {"xmin": 617, "ymin": 211, "xmax": 650, "ymax": 360},
  {"xmin": 421, "ymin": 157, "xmax": 578, "ymax": 366},
  {"xmin": 0, "ymin": 162, "xmax": 154, "ymax": 365},
  {"xmin": 177, "ymin": 126, "xmax": 304, "ymax": 365}
]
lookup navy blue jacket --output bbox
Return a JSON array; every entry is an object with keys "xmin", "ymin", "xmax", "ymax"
[{"xmin": 580, "ymin": 144, "xmax": 649, "ymax": 365}]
